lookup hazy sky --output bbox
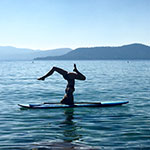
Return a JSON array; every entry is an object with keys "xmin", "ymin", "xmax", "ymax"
[{"xmin": 0, "ymin": 0, "xmax": 150, "ymax": 50}]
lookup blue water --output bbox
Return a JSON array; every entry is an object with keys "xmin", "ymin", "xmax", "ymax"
[{"xmin": 0, "ymin": 60, "xmax": 150, "ymax": 149}]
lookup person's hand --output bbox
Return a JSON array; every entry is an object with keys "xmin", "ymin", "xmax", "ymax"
[{"xmin": 37, "ymin": 76, "xmax": 45, "ymax": 81}]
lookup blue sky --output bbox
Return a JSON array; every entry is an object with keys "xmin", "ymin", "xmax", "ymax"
[{"xmin": 0, "ymin": 0, "xmax": 150, "ymax": 50}]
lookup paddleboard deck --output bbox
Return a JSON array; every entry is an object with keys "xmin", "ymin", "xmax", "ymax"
[{"xmin": 18, "ymin": 101, "xmax": 129, "ymax": 109}]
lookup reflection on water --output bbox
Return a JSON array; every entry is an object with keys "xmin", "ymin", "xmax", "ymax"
[
  {"xmin": 31, "ymin": 108, "xmax": 97, "ymax": 150},
  {"xmin": 61, "ymin": 108, "xmax": 81, "ymax": 142}
]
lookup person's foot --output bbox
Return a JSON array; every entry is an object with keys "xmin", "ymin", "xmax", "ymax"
[
  {"xmin": 73, "ymin": 64, "xmax": 78, "ymax": 72},
  {"xmin": 37, "ymin": 76, "xmax": 45, "ymax": 80}
]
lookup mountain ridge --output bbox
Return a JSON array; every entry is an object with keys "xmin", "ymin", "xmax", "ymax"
[
  {"xmin": 34, "ymin": 43, "xmax": 150, "ymax": 60},
  {"xmin": 0, "ymin": 46, "xmax": 72, "ymax": 60}
]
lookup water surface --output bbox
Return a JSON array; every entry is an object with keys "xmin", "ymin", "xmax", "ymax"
[{"xmin": 0, "ymin": 60, "xmax": 150, "ymax": 149}]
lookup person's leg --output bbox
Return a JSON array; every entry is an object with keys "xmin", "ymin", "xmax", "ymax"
[
  {"xmin": 73, "ymin": 64, "xmax": 86, "ymax": 80},
  {"xmin": 38, "ymin": 67, "xmax": 68, "ymax": 80}
]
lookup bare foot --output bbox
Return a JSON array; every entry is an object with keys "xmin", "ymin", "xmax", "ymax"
[
  {"xmin": 73, "ymin": 64, "xmax": 78, "ymax": 72},
  {"xmin": 37, "ymin": 76, "xmax": 45, "ymax": 81}
]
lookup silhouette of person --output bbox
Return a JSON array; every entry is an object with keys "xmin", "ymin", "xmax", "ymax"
[{"xmin": 37, "ymin": 64, "xmax": 86, "ymax": 105}]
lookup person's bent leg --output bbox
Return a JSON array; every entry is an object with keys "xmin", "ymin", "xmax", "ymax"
[
  {"xmin": 44, "ymin": 67, "xmax": 68, "ymax": 78},
  {"xmin": 38, "ymin": 67, "xmax": 68, "ymax": 80}
]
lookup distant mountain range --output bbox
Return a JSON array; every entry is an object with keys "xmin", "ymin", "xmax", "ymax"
[
  {"xmin": 1, "ymin": 43, "xmax": 150, "ymax": 61},
  {"xmin": 34, "ymin": 43, "xmax": 150, "ymax": 60},
  {"xmin": 0, "ymin": 46, "xmax": 72, "ymax": 61}
]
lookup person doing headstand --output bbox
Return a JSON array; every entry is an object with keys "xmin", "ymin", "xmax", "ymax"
[{"xmin": 37, "ymin": 64, "xmax": 86, "ymax": 105}]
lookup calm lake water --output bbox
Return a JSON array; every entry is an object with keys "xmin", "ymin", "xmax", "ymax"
[{"xmin": 0, "ymin": 60, "xmax": 150, "ymax": 150}]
